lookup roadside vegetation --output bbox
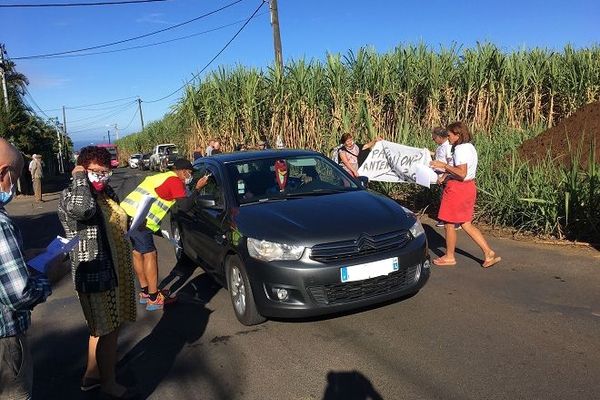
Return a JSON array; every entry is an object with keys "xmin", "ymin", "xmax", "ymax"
[
  {"xmin": 117, "ymin": 43, "xmax": 600, "ymax": 242},
  {"xmin": 0, "ymin": 59, "xmax": 70, "ymax": 170}
]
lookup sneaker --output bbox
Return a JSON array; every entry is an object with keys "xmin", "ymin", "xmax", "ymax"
[
  {"xmin": 139, "ymin": 291, "xmax": 150, "ymax": 304},
  {"xmin": 146, "ymin": 292, "xmax": 164, "ymax": 311},
  {"xmin": 455, "ymin": 224, "xmax": 462, "ymax": 230},
  {"xmin": 435, "ymin": 221, "xmax": 445, "ymax": 227}
]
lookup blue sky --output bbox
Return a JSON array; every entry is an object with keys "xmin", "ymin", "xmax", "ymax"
[{"xmin": 3, "ymin": 0, "xmax": 599, "ymax": 146}]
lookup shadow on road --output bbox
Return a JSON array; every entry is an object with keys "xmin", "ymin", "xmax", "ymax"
[
  {"xmin": 118, "ymin": 274, "xmax": 221, "ymax": 399},
  {"xmin": 12, "ymin": 211, "xmax": 64, "ymax": 250},
  {"xmin": 424, "ymin": 224, "xmax": 482, "ymax": 264},
  {"xmin": 322, "ymin": 370, "xmax": 383, "ymax": 400}
]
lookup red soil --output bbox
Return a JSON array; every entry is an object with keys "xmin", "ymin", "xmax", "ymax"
[{"xmin": 517, "ymin": 101, "xmax": 600, "ymax": 168}]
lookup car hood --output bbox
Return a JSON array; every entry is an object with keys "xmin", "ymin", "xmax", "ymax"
[{"xmin": 233, "ymin": 190, "xmax": 413, "ymax": 246}]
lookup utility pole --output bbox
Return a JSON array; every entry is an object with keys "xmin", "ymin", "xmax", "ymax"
[
  {"xmin": 107, "ymin": 129, "xmax": 111, "ymax": 144},
  {"xmin": 62, "ymin": 105, "xmax": 67, "ymax": 135},
  {"xmin": 269, "ymin": 0, "xmax": 283, "ymax": 71},
  {"xmin": 0, "ymin": 44, "xmax": 9, "ymax": 110},
  {"xmin": 51, "ymin": 117, "xmax": 64, "ymax": 174},
  {"xmin": 137, "ymin": 97, "xmax": 145, "ymax": 131},
  {"xmin": 112, "ymin": 123, "xmax": 120, "ymax": 141}
]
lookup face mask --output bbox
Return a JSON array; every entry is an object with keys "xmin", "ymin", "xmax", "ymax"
[
  {"xmin": 184, "ymin": 174, "xmax": 193, "ymax": 185},
  {"xmin": 0, "ymin": 170, "xmax": 15, "ymax": 206},
  {"xmin": 87, "ymin": 171, "xmax": 110, "ymax": 192}
]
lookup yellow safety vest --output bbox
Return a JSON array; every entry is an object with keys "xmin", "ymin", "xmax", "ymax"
[{"xmin": 121, "ymin": 171, "xmax": 178, "ymax": 232}]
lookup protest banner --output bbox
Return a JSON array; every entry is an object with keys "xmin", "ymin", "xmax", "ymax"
[{"xmin": 357, "ymin": 140, "xmax": 437, "ymax": 187}]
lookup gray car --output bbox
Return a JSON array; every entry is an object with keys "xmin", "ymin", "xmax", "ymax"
[{"xmin": 171, "ymin": 150, "xmax": 430, "ymax": 325}]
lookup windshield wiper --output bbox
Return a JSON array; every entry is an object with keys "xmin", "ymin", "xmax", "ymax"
[{"xmin": 286, "ymin": 189, "xmax": 349, "ymax": 197}]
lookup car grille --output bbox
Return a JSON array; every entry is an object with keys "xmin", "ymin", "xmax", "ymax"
[
  {"xmin": 307, "ymin": 264, "xmax": 419, "ymax": 305},
  {"xmin": 309, "ymin": 230, "xmax": 412, "ymax": 263}
]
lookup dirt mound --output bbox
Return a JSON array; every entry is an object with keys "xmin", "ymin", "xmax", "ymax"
[{"xmin": 517, "ymin": 101, "xmax": 600, "ymax": 168}]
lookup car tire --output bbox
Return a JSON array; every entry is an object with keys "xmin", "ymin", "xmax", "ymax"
[
  {"xmin": 171, "ymin": 220, "xmax": 183, "ymax": 261},
  {"xmin": 225, "ymin": 255, "xmax": 266, "ymax": 326}
]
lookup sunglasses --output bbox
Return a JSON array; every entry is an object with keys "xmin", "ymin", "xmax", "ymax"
[{"xmin": 88, "ymin": 169, "xmax": 113, "ymax": 178}]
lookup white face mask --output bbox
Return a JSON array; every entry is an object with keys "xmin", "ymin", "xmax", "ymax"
[
  {"xmin": 184, "ymin": 175, "xmax": 193, "ymax": 185},
  {"xmin": 0, "ymin": 170, "xmax": 15, "ymax": 206}
]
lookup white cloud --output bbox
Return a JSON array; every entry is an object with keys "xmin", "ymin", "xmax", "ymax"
[{"xmin": 136, "ymin": 13, "xmax": 169, "ymax": 25}]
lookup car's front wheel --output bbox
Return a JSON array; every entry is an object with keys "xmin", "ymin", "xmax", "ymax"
[
  {"xmin": 225, "ymin": 255, "xmax": 265, "ymax": 326},
  {"xmin": 171, "ymin": 221, "xmax": 183, "ymax": 261}
]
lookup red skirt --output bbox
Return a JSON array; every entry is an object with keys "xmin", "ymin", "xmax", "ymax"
[{"xmin": 438, "ymin": 180, "xmax": 477, "ymax": 223}]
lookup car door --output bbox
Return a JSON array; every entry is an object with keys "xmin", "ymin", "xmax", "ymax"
[{"xmin": 185, "ymin": 162, "xmax": 229, "ymax": 273}]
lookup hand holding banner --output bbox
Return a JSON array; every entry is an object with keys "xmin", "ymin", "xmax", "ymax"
[{"xmin": 358, "ymin": 140, "xmax": 437, "ymax": 187}]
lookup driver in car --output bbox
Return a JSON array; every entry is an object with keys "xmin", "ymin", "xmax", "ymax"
[{"xmin": 266, "ymin": 159, "xmax": 302, "ymax": 194}]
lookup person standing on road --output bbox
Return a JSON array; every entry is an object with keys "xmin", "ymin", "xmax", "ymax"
[
  {"xmin": 29, "ymin": 154, "xmax": 43, "ymax": 203},
  {"xmin": 58, "ymin": 146, "xmax": 137, "ymax": 398},
  {"xmin": 120, "ymin": 159, "xmax": 209, "ymax": 311},
  {"xmin": 430, "ymin": 122, "xmax": 501, "ymax": 268},
  {"xmin": 0, "ymin": 139, "xmax": 54, "ymax": 400}
]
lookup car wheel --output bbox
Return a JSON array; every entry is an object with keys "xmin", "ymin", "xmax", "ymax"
[
  {"xmin": 225, "ymin": 255, "xmax": 266, "ymax": 326},
  {"xmin": 171, "ymin": 220, "xmax": 183, "ymax": 260}
]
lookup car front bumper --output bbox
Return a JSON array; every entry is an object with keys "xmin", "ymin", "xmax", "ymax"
[{"xmin": 243, "ymin": 235, "xmax": 430, "ymax": 318}]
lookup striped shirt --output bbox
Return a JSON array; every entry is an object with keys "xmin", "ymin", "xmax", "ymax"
[{"xmin": 0, "ymin": 207, "xmax": 51, "ymax": 337}]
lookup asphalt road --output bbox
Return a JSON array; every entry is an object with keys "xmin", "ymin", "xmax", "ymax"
[{"xmin": 6, "ymin": 167, "xmax": 600, "ymax": 400}]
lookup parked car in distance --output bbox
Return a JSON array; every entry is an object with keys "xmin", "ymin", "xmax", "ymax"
[
  {"xmin": 149, "ymin": 143, "xmax": 178, "ymax": 171},
  {"xmin": 128, "ymin": 153, "xmax": 142, "ymax": 168},
  {"xmin": 171, "ymin": 150, "xmax": 430, "ymax": 326},
  {"xmin": 139, "ymin": 153, "xmax": 151, "ymax": 170}
]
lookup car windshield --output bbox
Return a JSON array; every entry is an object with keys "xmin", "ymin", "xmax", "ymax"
[{"xmin": 226, "ymin": 155, "xmax": 360, "ymax": 205}]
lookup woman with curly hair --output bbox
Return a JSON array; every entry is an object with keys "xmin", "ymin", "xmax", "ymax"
[
  {"xmin": 58, "ymin": 146, "xmax": 136, "ymax": 398},
  {"xmin": 430, "ymin": 122, "xmax": 501, "ymax": 269}
]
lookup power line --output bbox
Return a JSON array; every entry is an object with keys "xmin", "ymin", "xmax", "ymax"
[
  {"xmin": 67, "ymin": 101, "xmax": 137, "ymax": 124},
  {"xmin": 11, "ymin": 0, "xmax": 243, "ymax": 60},
  {"xmin": 69, "ymin": 102, "xmax": 137, "ymax": 130},
  {"xmin": 66, "ymin": 96, "xmax": 139, "ymax": 109},
  {"xmin": 0, "ymin": 0, "xmax": 170, "ymax": 8},
  {"xmin": 29, "ymin": 12, "xmax": 269, "ymax": 60},
  {"xmin": 122, "ymin": 107, "xmax": 139, "ymax": 131},
  {"xmin": 145, "ymin": 0, "xmax": 264, "ymax": 104}
]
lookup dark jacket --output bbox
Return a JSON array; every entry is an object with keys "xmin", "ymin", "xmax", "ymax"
[{"xmin": 58, "ymin": 172, "xmax": 118, "ymax": 293}]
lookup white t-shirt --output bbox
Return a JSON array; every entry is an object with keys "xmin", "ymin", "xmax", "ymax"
[
  {"xmin": 452, "ymin": 143, "xmax": 478, "ymax": 181},
  {"xmin": 435, "ymin": 140, "xmax": 452, "ymax": 163}
]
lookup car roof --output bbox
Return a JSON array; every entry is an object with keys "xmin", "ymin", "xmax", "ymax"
[{"xmin": 206, "ymin": 149, "xmax": 323, "ymax": 164}]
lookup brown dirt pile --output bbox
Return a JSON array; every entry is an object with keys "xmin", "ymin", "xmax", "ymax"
[{"xmin": 517, "ymin": 101, "xmax": 600, "ymax": 168}]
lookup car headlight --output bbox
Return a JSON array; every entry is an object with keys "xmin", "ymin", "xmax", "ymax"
[
  {"xmin": 247, "ymin": 238, "xmax": 305, "ymax": 262},
  {"xmin": 409, "ymin": 219, "xmax": 425, "ymax": 238}
]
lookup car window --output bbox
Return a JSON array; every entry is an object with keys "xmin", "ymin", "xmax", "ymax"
[
  {"xmin": 227, "ymin": 155, "xmax": 359, "ymax": 204},
  {"xmin": 193, "ymin": 164, "xmax": 225, "ymax": 208}
]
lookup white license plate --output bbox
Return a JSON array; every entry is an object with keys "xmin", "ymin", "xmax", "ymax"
[{"xmin": 340, "ymin": 257, "xmax": 399, "ymax": 283}]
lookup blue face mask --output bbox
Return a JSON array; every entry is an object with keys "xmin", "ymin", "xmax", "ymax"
[{"xmin": 0, "ymin": 170, "xmax": 15, "ymax": 206}]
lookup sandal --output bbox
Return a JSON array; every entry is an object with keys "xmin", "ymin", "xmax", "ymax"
[
  {"xmin": 80, "ymin": 377, "xmax": 101, "ymax": 392},
  {"xmin": 433, "ymin": 257, "xmax": 457, "ymax": 267},
  {"xmin": 482, "ymin": 252, "xmax": 502, "ymax": 268}
]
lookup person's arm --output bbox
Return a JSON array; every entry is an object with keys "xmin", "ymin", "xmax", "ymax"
[
  {"xmin": 62, "ymin": 167, "xmax": 97, "ymax": 220},
  {"xmin": 0, "ymin": 221, "xmax": 52, "ymax": 311},
  {"xmin": 361, "ymin": 137, "xmax": 384, "ymax": 151},
  {"xmin": 430, "ymin": 160, "xmax": 467, "ymax": 181},
  {"xmin": 339, "ymin": 150, "xmax": 358, "ymax": 177}
]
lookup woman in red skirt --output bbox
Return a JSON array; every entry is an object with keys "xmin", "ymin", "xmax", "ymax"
[{"xmin": 429, "ymin": 122, "xmax": 501, "ymax": 268}]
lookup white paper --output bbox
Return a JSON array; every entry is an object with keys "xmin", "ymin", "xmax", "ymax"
[
  {"xmin": 28, "ymin": 235, "xmax": 80, "ymax": 273},
  {"xmin": 415, "ymin": 164, "xmax": 439, "ymax": 188},
  {"xmin": 358, "ymin": 141, "xmax": 433, "ymax": 185},
  {"xmin": 126, "ymin": 195, "xmax": 154, "ymax": 236}
]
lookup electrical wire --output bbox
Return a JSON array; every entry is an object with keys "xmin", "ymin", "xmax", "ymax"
[
  {"xmin": 67, "ymin": 101, "xmax": 137, "ymax": 124},
  {"xmin": 69, "ymin": 102, "xmax": 137, "ymax": 130},
  {"xmin": 144, "ymin": 0, "xmax": 264, "ymax": 104},
  {"xmin": 66, "ymin": 96, "xmax": 139, "ymax": 109},
  {"xmin": 31, "ymin": 11, "xmax": 269, "ymax": 60},
  {"xmin": 1, "ymin": 1, "xmax": 170, "ymax": 8},
  {"xmin": 122, "ymin": 107, "xmax": 139, "ymax": 131},
  {"xmin": 11, "ymin": 0, "xmax": 243, "ymax": 60}
]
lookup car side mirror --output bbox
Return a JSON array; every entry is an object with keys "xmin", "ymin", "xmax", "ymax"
[{"xmin": 358, "ymin": 176, "xmax": 369, "ymax": 188}]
